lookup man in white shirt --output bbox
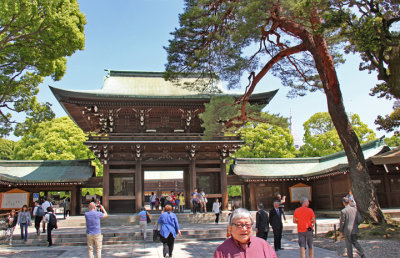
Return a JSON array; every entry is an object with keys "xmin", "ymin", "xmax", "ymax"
[{"xmin": 41, "ymin": 196, "xmax": 52, "ymax": 233}]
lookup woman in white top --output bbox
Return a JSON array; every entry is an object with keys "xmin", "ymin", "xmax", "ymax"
[{"xmin": 212, "ymin": 199, "xmax": 221, "ymax": 224}]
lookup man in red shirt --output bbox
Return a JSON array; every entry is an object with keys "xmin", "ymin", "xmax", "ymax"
[{"xmin": 293, "ymin": 197, "xmax": 316, "ymax": 258}]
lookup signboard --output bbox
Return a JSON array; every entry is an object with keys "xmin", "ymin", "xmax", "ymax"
[
  {"xmin": 0, "ymin": 188, "xmax": 30, "ymax": 210},
  {"xmin": 33, "ymin": 193, "xmax": 40, "ymax": 202},
  {"xmin": 289, "ymin": 183, "xmax": 312, "ymax": 203}
]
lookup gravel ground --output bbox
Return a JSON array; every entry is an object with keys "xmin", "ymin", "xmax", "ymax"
[{"xmin": 284, "ymin": 234, "xmax": 400, "ymax": 258}]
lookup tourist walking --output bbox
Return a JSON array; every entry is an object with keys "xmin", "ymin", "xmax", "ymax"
[
  {"xmin": 191, "ymin": 188, "xmax": 200, "ymax": 214},
  {"xmin": 214, "ymin": 208, "xmax": 276, "ymax": 258},
  {"xmin": 293, "ymin": 197, "xmax": 316, "ymax": 258},
  {"xmin": 175, "ymin": 193, "xmax": 181, "ymax": 212},
  {"xmin": 64, "ymin": 197, "xmax": 71, "ymax": 217},
  {"xmin": 138, "ymin": 207, "xmax": 150, "ymax": 241},
  {"xmin": 44, "ymin": 206, "xmax": 57, "ymax": 247},
  {"xmin": 256, "ymin": 203, "xmax": 269, "ymax": 241},
  {"xmin": 41, "ymin": 196, "xmax": 52, "ymax": 233},
  {"xmin": 85, "ymin": 202, "xmax": 108, "ymax": 258},
  {"xmin": 199, "ymin": 190, "xmax": 208, "ymax": 213},
  {"xmin": 161, "ymin": 196, "xmax": 166, "ymax": 210},
  {"xmin": 339, "ymin": 197, "xmax": 365, "ymax": 258},
  {"xmin": 158, "ymin": 204, "xmax": 181, "ymax": 258},
  {"xmin": 5, "ymin": 210, "xmax": 17, "ymax": 246},
  {"xmin": 269, "ymin": 200, "xmax": 284, "ymax": 251},
  {"xmin": 212, "ymin": 199, "xmax": 221, "ymax": 224},
  {"xmin": 17, "ymin": 205, "xmax": 31, "ymax": 242},
  {"xmin": 150, "ymin": 192, "xmax": 157, "ymax": 210},
  {"xmin": 33, "ymin": 200, "xmax": 44, "ymax": 236},
  {"xmin": 178, "ymin": 193, "xmax": 185, "ymax": 213},
  {"xmin": 155, "ymin": 197, "xmax": 160, "ymax": 210}
]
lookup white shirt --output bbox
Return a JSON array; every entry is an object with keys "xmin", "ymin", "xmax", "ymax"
[
  {"xmin": 212, "ymin": 202, "xmax": 221, "ymax": 213},
  {"xmin": 150, "ymin": 194, "xmax": 157, "ymax": 202},
  {"xmin": 42, "ymin": 201, "xmax": 52, "ymax": 213},
  {"xmin": 44, "ymin": 212, "xmax": 54, "ymax": 223}
]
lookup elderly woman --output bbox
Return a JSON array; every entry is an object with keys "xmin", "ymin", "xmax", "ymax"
[
  {"xmin": 214, "ymin": 208, "xmax": 277, "ymax": 258},
  {"xmin": 158, "ymin": 204, "xmax": 181, "ymax": 258}
]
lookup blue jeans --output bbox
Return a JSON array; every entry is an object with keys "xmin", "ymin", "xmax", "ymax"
[{"xmin": 20, "ymin": 223, "xmax": 28, "ymax": 241}]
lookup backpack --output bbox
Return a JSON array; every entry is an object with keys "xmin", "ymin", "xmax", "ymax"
[
  {"xmin": 37, "ymin": 206, "xmax": 45, "ymax": 217},
  {"xmin": 48, "ymin": 213, "xmax": 57, "ymax": 229}
]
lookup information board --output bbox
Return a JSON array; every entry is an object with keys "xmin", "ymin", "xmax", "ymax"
[
  {"xmin": 289, "ymin": 183, "xmax": 312, "ymax": 202},
  {"xmin": 1, "ymin": 192, "xmax": 29, "ymax": 209}
]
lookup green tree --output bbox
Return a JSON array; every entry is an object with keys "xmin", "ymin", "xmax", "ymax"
[
  {"xmin": 227, "ymin": 185, "xmax": 241, "ymax": 197},
  {"xmin": 300, "ymin": 112, "xmax": 377, "ymax": 157},
  {"xmin": 165, "ymin": 0, "xmax": 385, "ymax": 222},
  {"xmin": 0, "ymin": 138, "xmax": 15, "ymax": 160},
  {"xmin": 234, "ymin": 123, "xmax": 297, "ymax": 158},
  {"xmin": 0, "ymin": 0, "xmax": 86, "ymax": 136},
  {"xmin": 384, "ymin": 135, "xmax": 400, "ymax": 147},
  {"xmin": 14, "ymin": 116, "xmax": 103, "ymax": 176}
]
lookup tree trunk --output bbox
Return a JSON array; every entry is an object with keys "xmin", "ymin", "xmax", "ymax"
[{"xmin": 310, "ymin": 28, "xmax": 386, "ymax": 223}]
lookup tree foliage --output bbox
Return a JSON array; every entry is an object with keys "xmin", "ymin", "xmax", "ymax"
[
  {"xmin": 328, "ymin": 0, "xmax": 400, "ymax": 133},
  {"xmin": 300, "ymin": 112, "xmax": 377, "ymax": 156},
  {"xmin": 0, "ymin": 0, "xmax": 86, "ymax": 136},
  {"xmin": 234, "ymin": 122, "xmax": 297, "ymax": 158},
  {"xmin": 384, "ymin": 134, "xmax": 400, "ymax": 146},
  {"xmin": 0, "ymin": 138, "xmax": 15, "ymax": 160},
  {"xmin": 165, "ymin": 0, "xmax": 386, "ymax": 223},
  {"xmin": 14, "ymin": 116, "xmax": 103, "ymax": 176}
]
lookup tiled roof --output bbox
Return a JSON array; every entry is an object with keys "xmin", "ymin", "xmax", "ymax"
[
  {"xmin": 231, "ymin": 138, "xmax": 389, "ymax": 180},
  {"xmin": 0, "ymin": 160, "xmax": 95, "ymax": 184}
]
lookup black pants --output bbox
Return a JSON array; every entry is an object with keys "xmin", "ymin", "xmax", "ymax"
[
  {"xmin": 160, "ymin": 233, "xmax": 175, "ymax": 257},
  {"xmin": 256, "ymin": 230, "xmax": 268, "ymax": 240},
  {"xmin": 192, "ymin": 202, "xmax": 199, "ymax": 214},
  {"xmin": 47, "ymin": 225, "xmax": 53, "ymax": 246},
  {"xmin": 215, "ymin": 213, "xmax": 220, "ymax": 224},
  {"xmin": 34, "ymin": 216, "xmax": 42, "ymax": 232},
  {"xmin": 273, "ymin": 227, "xmax": 282, "ymax": 250}
]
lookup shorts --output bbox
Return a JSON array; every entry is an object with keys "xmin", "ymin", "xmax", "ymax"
[{"xmin": 298, "ymin": 230, "xmax": 313, "ymax": 248}]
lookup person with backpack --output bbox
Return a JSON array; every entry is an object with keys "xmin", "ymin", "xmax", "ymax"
[
  {"xmin": 33, "ymin": 201, "xmax": 45, "ymax": 236},
  {"xmin": 17, "ymin": 205, "xmax": 31, "ymax": 242},
  {"xmin": 44, "ymin": 206, "xmax": 57, "ymax": 247},
  {"xmin": 41, "ymin": 196, "xmax": 52, "ymax": 233}
]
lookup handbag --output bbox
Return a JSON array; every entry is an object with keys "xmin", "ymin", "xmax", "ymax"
[
  {"xmin": 153, "ymin": 223, "xmax": 161, "ymax": 242},
  {"xmin": 146, "ymin": 213, "xmax": 151, "ymax": 224}
]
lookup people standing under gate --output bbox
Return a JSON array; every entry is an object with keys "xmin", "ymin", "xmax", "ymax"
[
  {"xmin": 155, "ymin": 197, "xmax": 160, "ymax": 210},
  {"xmin": 293, "ymin": 197, "xmax": 316, "ymax": 258},
  {"xmin": 256, "ymin": 203, "xmax": 270, "ymax": 241},
  {"xmin": 191, "ymin": 188, "xmax": 200, "ymax": 214},
  {"xmin": 339, "ymin": 197, "xmax": 365, "ymax": 258},
  {"xmin": 138, "ymin": 207, "xmax": 150, "ymax": 241},
  {"xmin": 5, "ymin": 210, "xmax": 18, "ymax": 246},
  {"xmin": 17, "ymin": 205, "xmax": 31, "ymax": 242},
  {"xmin": 85, "ymin": 202, "xmax": 108, "ymax": 258},
  {"xmin": 170, "ymin": 191, "xmax": 176, "ymax": 211},
  {"xmin": 175, "ymin": 193, "xmax": 181, "ymax": 213},
  {"xmin": 179, "ymin": 193, "xmax": 185, "ymax": 213},
  {"xmin": 44, "ymin": 206, "xmax": 57, "ymax": 247},
  {"xmin": 158, "ymin": 204, "xmax": 181, "ymax": 258},
  {"xmin": 212, "ymin": 199, "xmax": 221, "ymax": 224},
  {"xmin": 33, "ymin": 200, "xmax": 44, "ymax": 236},
  {"xmin": 269, "ymin": 200, "xmax": 284, "ymax": 251},
  {"xmin": 161, "ymin": 196, "xmax": 166, "ymax": 211},
  {"xmin": 200, "ymin": 190, "xmax": 208, "ymax": 213},
  {"xmin": 150, "ymin": 192, "xmax": 157, "ymax": 210},
  {"xmin": 41, "ymin": 196, "xmax": 52, "ymax": 233}
]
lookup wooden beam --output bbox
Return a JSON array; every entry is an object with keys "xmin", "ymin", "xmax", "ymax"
[
  {"xmin": 109, "ymin": 196, "xmax": 136, "ymax": 200},
  {"xmin": 109, "ymin": 169, "xmax": 135, "ymax": 174},
  {"xmin": 196, "ymin": 168, "xmax": 220, "ymax": 173},
  {"xmin": 220, "ymin": 161, "xmax": 228, "ymax": 211}
]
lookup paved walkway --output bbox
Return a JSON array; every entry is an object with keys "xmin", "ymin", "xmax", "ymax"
[{"xmin": 0, "ymin": 237, "xmax": 340, "ymax": 257}]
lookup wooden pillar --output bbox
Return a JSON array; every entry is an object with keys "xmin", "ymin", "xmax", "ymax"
[
  {"xmin": 220, "ymin": 161, "xmax": 228, "ymax": 211},
  {"xmin": 249, "ymin": 182, "xmax": 256, "ymax": 211},
  {"xmin": 241, "ymin": 184, "xmax": 247, "ymax": 209},
  {"xmin": 103, "ymin": 163, "xmax": 110, "ymax": 211},
  {"xmin": 71, "ymin": 186, "xmax": 77, "ymax": 216},
  {"xmin": 328, "ymin": 176, "xmax": 334, "ymax": 209},
  {"xmin": 184, "ymin": 168, "xmax": 190, "ymax": 209},
  {"xmin": 76, "ymin": 186, "xmax": 82, "ymax": 215},
  {"xmin": 189, "ymin": 159, "xmax": 196, "ymax": 194},
  {"xmin": 135, "ymin": 158, "xmax": 143, "ymax": 212},
  {"xmin": 383, "ymin": 170, "xmax": 392, "ymax": 208}
]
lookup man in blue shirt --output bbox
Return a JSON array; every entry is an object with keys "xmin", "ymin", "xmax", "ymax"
[{"xmin": 85, "ymin": 202, "xmax": 108, "ymax": 258}]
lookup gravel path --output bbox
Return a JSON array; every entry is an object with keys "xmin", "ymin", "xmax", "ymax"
[{"xmin": 284, "ymin": 234, "xmax": 400, "ymax": 258}]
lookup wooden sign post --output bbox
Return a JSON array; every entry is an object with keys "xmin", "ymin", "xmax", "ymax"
[{"xmin": 0, "ymin": 188, "xmax": 30, "ymax": 210}]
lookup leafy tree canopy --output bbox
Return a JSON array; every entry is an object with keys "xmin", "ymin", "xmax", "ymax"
[
  {"xmin": 14, "ymin": 116, "xmax": 103, "ymax": 176},
  {"xmin": 0, "ymin": 0, "xmax": 86, "ymax": 137},
  {"xmin": 234, "ymin": 122, "xmax": 297, "ymax": 158},
  {"xmin": 384, "ymin": 134, "xmax": 400, "ymax": 146},
  {"xmin": 0, "ymin": 138, "xmax": 15, "ymax": 160},
  {"xmin": 227, "ymin": 185, "xmax": 241, "ymax": 197},
  {"xmin": 300, "ymin": 112, "xmax": 377, "ymax": 157}
]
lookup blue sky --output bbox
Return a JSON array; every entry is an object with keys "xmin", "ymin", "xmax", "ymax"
[{"xmin": 35, "ymin": 0, "xmax": 393, "ymax": 143}]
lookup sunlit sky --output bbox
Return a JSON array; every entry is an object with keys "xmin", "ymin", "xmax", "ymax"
[{"xmin": 33, "ymin": 0, "xmax": 394, "ymax": 144}]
